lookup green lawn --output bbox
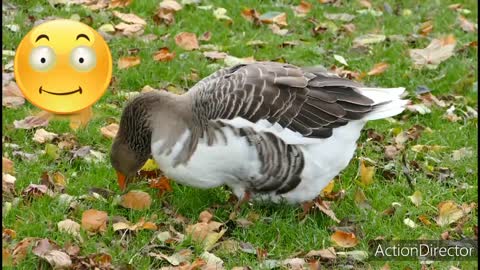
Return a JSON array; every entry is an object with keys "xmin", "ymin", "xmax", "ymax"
[{"xmin": 2, "ymin": 0, "xmax": 478, "ymax": 269}]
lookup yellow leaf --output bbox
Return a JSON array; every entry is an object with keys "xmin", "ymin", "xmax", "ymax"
[
  {"xmin": 141, "ymin": 159, "xmax": 159, "ymax": 171},
  {"xmin": 321, "ymin": 179, "xmax": 335, "ymax": 196},
  {"xmin": 436, "ymin": 200, "xmax": 474, "ymax": 226},
  {"xmin": 359, "ymin": 159, "xmax": 375, "ymax": 186},
  {"xmin": 408, "ymin": 191, "xmax": 422, "ymax": 207}
]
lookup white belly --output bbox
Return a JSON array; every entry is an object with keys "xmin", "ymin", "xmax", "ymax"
[{"xmin": 151, "ymin": 128, "xmax": 261, "ymax": 190}]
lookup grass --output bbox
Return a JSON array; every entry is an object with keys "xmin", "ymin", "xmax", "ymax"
[{"xmin": 2, "ymin": 0, "xmax": 478, "ymax": 269}]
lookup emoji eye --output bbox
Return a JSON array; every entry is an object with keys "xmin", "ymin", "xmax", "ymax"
[
  {"xmin": 29, "ymin": 46, "xmax": 56, "ymax": 72},
  {"xmin": 70, "ymin": 46, "xmax": 96, "ymax": 72}
]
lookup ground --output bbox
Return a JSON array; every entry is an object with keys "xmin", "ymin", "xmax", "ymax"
[{"xmin": 2, "ymin": 0, "xmax": 478, "ymax": 269}]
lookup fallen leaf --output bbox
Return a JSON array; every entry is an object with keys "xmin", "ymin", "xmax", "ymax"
[
  {"xmin": 186, "ymin": 211, "xmax": 226, "ymax": 251},
  {"xmin": 305, "ymin": 247, "xmax": 336, "ymax": 259},
  {"xmin": 321, "ymin": 179, "xmax": 335, "ymax": 196},
  {"xmin": 153, "ymin": 47, "xmax": 176, "ymax": 62},
  {"xmin": 411, "ymin": 144, "xmax": 446, "ymax": 153},
  {"xmin": 293, "ymin": 0, "xmax": 312, "ymax": 17},
  {"xmin": 22, "ymin": 184, "xmax": 48, "ymax": 198},
  {"xmin": 315, "ymin": 199, "xmax": 340, "ymax": 223},
  {"xmin": 148, "ymin": 249, "xmax": 192, "ymax": 266},
  {"xmin": 199, "ymin": 31, "xmax": 212, "ymax": 41},
  {"xmin": 11, "ymin": 237, "xmax": 37, "ymax": 264},
  {"xmin": 200, "ymin": 251, "xmax": 224, "ymax": 268},
  {"xmin": 452, "ymin": 147, "xmax": 473, "ymax": 161},
  {"xmin": 114, "ymin": 22, "xmax": 144, "ymax": 36},
  {"xmin": 213, "ymin": 8, "xmax": 233, "ymax": 24},
  {"xmin": 418, "ymin": 215, "xmax": 432, "ymax": 226},
  {"xmin": 58, "ymin": 219, "xmax": 82, "ymax": 242},
  {"xmin": 120, "ymin": 190, "xmax": 152, "ymax": 210},
  {"xmin": 359, "ymin": 159, "xmax": 375, "ymax": 186},
  {"xmin": 118, "ymin": 56, "xmax": 141, "ymax": 69},
  {"xmin": 325, "ymin": 13, "xmax": 355, "ymax": 22},
  {"xmin": 3, "ymin": 173, "xmax": 17, "ymax": 196},
  {"xmin": 457, "ymin": 15, "xmax": 477, "ymax": 32},
  {"xmin": 384, "ymin": 145, "xmax": 398, "ymax": 160},
  {"xmin": 81, "ymin": 209, "xmax": 108, "ymax": 233},
  {"xmin": 175, "ymin": 32, "xmax": 199, "ymax": 50},
  {"xmin": 408, "ymin": 191, "xmax": 422, "ymax": 207},
  {"xmin": 113, "ymin": 217, "xmax": 157, "ymax": 232},
  {"xmin": 2, "ymin": 157, "xmax": 14, "ymax": 174},
  {"xmin": 100, "ymin": 123, "xmax": 119, "ymax": 139},
  {"xmin": 409, "ymin": 35, "xmax": 456, "ymax": 69},
  {"xmin": 33, "ymin": 128, "xmax": 58, "ymax": 144},
  {"xmin": 2, "ymin": 81, "xmax": 25, "ymax": 108},
  {"xmin": 436, "ymin": 200, "xmax": 474, "ymax": 226},
  {"xmin": 32, "ymin": 239, "xmax": 72, "ymax": 270},
  {"xmin": 112, "ymin": 11, "xmax": 147, "ymax": 25},
  {"xmin": 268, "ymin": 24, "xmax": 288, "ymax": 36},
  {"xmin": 203, "ymin": 51, "xmax": 228, "ymax": 60},
  {"xmin": 224, "ymin": 55, "xmax": 255, "ymax": 67},
  {"xmin": 353, "ymin": 34, "xmax": 386, "ymax": 46},
  {"xmin": 354, "ymin": 188, "xmax": 371, "ymax": 209},
  {"xmin": 109, "ymin": 0, "xmax": 133, "ymax": 8},
  {"xmin": 367, "ymin": 62, "xmax": 389, "ymax": 76},
  {"xmin": 13, "ymin": 114, "xmax": 50, "ymax": 129},
  {"xmin": 259, "ymin": 11, "xmax": 288, "ymax": 27},
  {"xmin": 334, "ymin": 54, "xmax": 348, "ymax": 66},
  {"xmin": 403, "ymin": 218, "xmax": 417, "ymax": 228},
  {"xmin": 241, "ymin": 8, "xmax": 260, "ymax": 24},
  {"xmin": 418, "ymin": 20, "xmax": 434, "ymax": 36},
  {"xmin": 331, "ymin": 230, "xmax": 359, "ymax": 248},
  {"xmin": 149, "ymin": 176, "xmax": 173, "ymax": 196}
]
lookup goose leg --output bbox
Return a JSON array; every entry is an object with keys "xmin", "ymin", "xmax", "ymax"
[{"xmin": 229, "ymin": 191, "xmax": 251, "ymax": 220}]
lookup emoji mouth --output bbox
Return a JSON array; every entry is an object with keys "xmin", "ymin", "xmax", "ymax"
[{"xmin": 39, "ymin": 86, "xmax": 82, "ymax": 95}]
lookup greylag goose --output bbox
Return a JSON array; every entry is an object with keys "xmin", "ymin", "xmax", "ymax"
[{"xmin": 110, "ymin": 61, "xmax": 407, "ymax": 205}]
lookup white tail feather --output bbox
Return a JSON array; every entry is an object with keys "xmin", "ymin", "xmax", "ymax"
[{"xmin": 358, "ymin": 87, "xmax": 408, "ymax": 120}]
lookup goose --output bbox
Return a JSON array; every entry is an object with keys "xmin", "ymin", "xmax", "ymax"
[{"xmin": 110, "ymin": 61, "xmax": 407, "ymax": 207}]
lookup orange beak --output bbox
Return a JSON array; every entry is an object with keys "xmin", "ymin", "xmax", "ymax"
[{"xmin": 116, "ymin": 171, "xmax": 127, "ymax": 191}]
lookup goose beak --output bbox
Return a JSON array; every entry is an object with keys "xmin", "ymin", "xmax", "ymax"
[{"xmin": 116, "ymin": 171, "xmax": 127, "ymax": 191}]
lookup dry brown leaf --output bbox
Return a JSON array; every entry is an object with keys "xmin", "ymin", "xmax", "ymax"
[
  {"xmin": 11, "ymin": 237, "xmax": 37, "ymax": 264},
  {"xmin": 149, "ymin": 175, "xmax": 173, "ymax": 196},
  {"xmin": 120, "ymin": 190, "xmax": 152, "ymax": 210},
  {"xmin": 155, "ymin": 0, "xmax": 183, "ymax": 25},
  {"xmin": 109, "ymin": 0, "xmax": 133, "ymax": 8},
  {"xmin": 58, "ymin": 219, "xmax": 82, "ymax": 242},
  {"xmin": 359, "ymin": 159, "xmax": 375, "ymax": 186},
  {"xmin": 268, "ymin": 24, "xmax": 288, "ymax": 36},
  {"xmin": 436, "ymin": 200, "xmax": 475, "ymax": 226},
  {"xmin": 113, "ymin": 217, "xmax": 157, "ymax": 232},
  {"xmin": 175, "ymin": 32, "xmax": 199, "ymax": 50},
  {"xmin": 458, "ymin": 15, "xmax": 477, "ymax": 32},
  {"xmin": 114, "ymin": 22, "xmax": 144, "ymax": 36},
  {"xmin": 418, "ymin": 215, "xmax": 432, "ymax": 226},
  {"xmin": 118, "ymin": 56, "xmax": 141, "ymax": 69},
  {"xmin": 2, "ymin": 157, "xmax": 14, "ymax": 174},
  {"xmin": 22, "ymin": 184, "xmax": 48, "ymax": 198},
  {"xmin": 367, "ymin": 62, "xmax": 389, "ymax": 76},
  {"xmin": 199, "ymin": 31, "xmax": 212, "ymax": 41},
  {"xmin": 259, "ymin": 11, "xmax": 288, "ymax": 27},
  {"xmin": 409, "ymin": 35, "xmax": 456, "ymax": 69},
  {"xmin": 81, "ymin": 209, "xmax": 108, "ymax": 233},
  {"xmin": 100, "ymin": 123, "xmax": 119, "ymax": 139},
  {"xmin": 241, "ymin": 8, "xmax": 260, "ymax": 23},
  {"xmin": 2, "ymin": 81, "xmax": 25, "ymax": 108},
  {"xmin": 331, "ymin": 230, "xmax": 359, "ymax": 248},
  {"xmin": 13, "ymin": 113, "xmax": 50, "ymax": 129},
  {"xmin": 2, "ymin": 173, "xmax": 16, "ymax": 196},
  {"xmin": 203, "ymin": 51, "xmax": 228, "ymax": 60},
  {"xmin": 358, "ymin": 0, "xmax": 372, "ymax": 8},
  {"xmin": 305, "ymin": 247, "xmax": 336, "ymax": 259},
  {"xmin": 186, "ymin": 211, "xmax": 226, "ymax": 251},
  {"xmin": 153, "ymin": 47, "xmax": 176, "ymax": 62},
  {"xmin": 112, "ymin": 11, "xmax": 146, "ymax": 25},
  {"xmin": 314, "ymin": 199, "xmax": 340, "ymax": 223},
  {"xmin": 294, "ymin": 0, "xmax": 312, "ymax": 17},
  {"xmin": 33, "ymin": 128, "xmax": 58, "ymax": 144}
]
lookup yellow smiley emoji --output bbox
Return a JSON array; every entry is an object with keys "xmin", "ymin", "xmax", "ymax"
[{"xmin": 14, "ymin": 19, "xmax": 112, "ymax": 114}]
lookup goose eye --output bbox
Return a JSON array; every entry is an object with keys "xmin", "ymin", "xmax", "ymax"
[
  {"xmin": 29, "ymin": 46, "xmax": 56, "ymax": 72},
  {"xmin": 70, "ymin": 46, "xmax": 96, "ymax": 72}
]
